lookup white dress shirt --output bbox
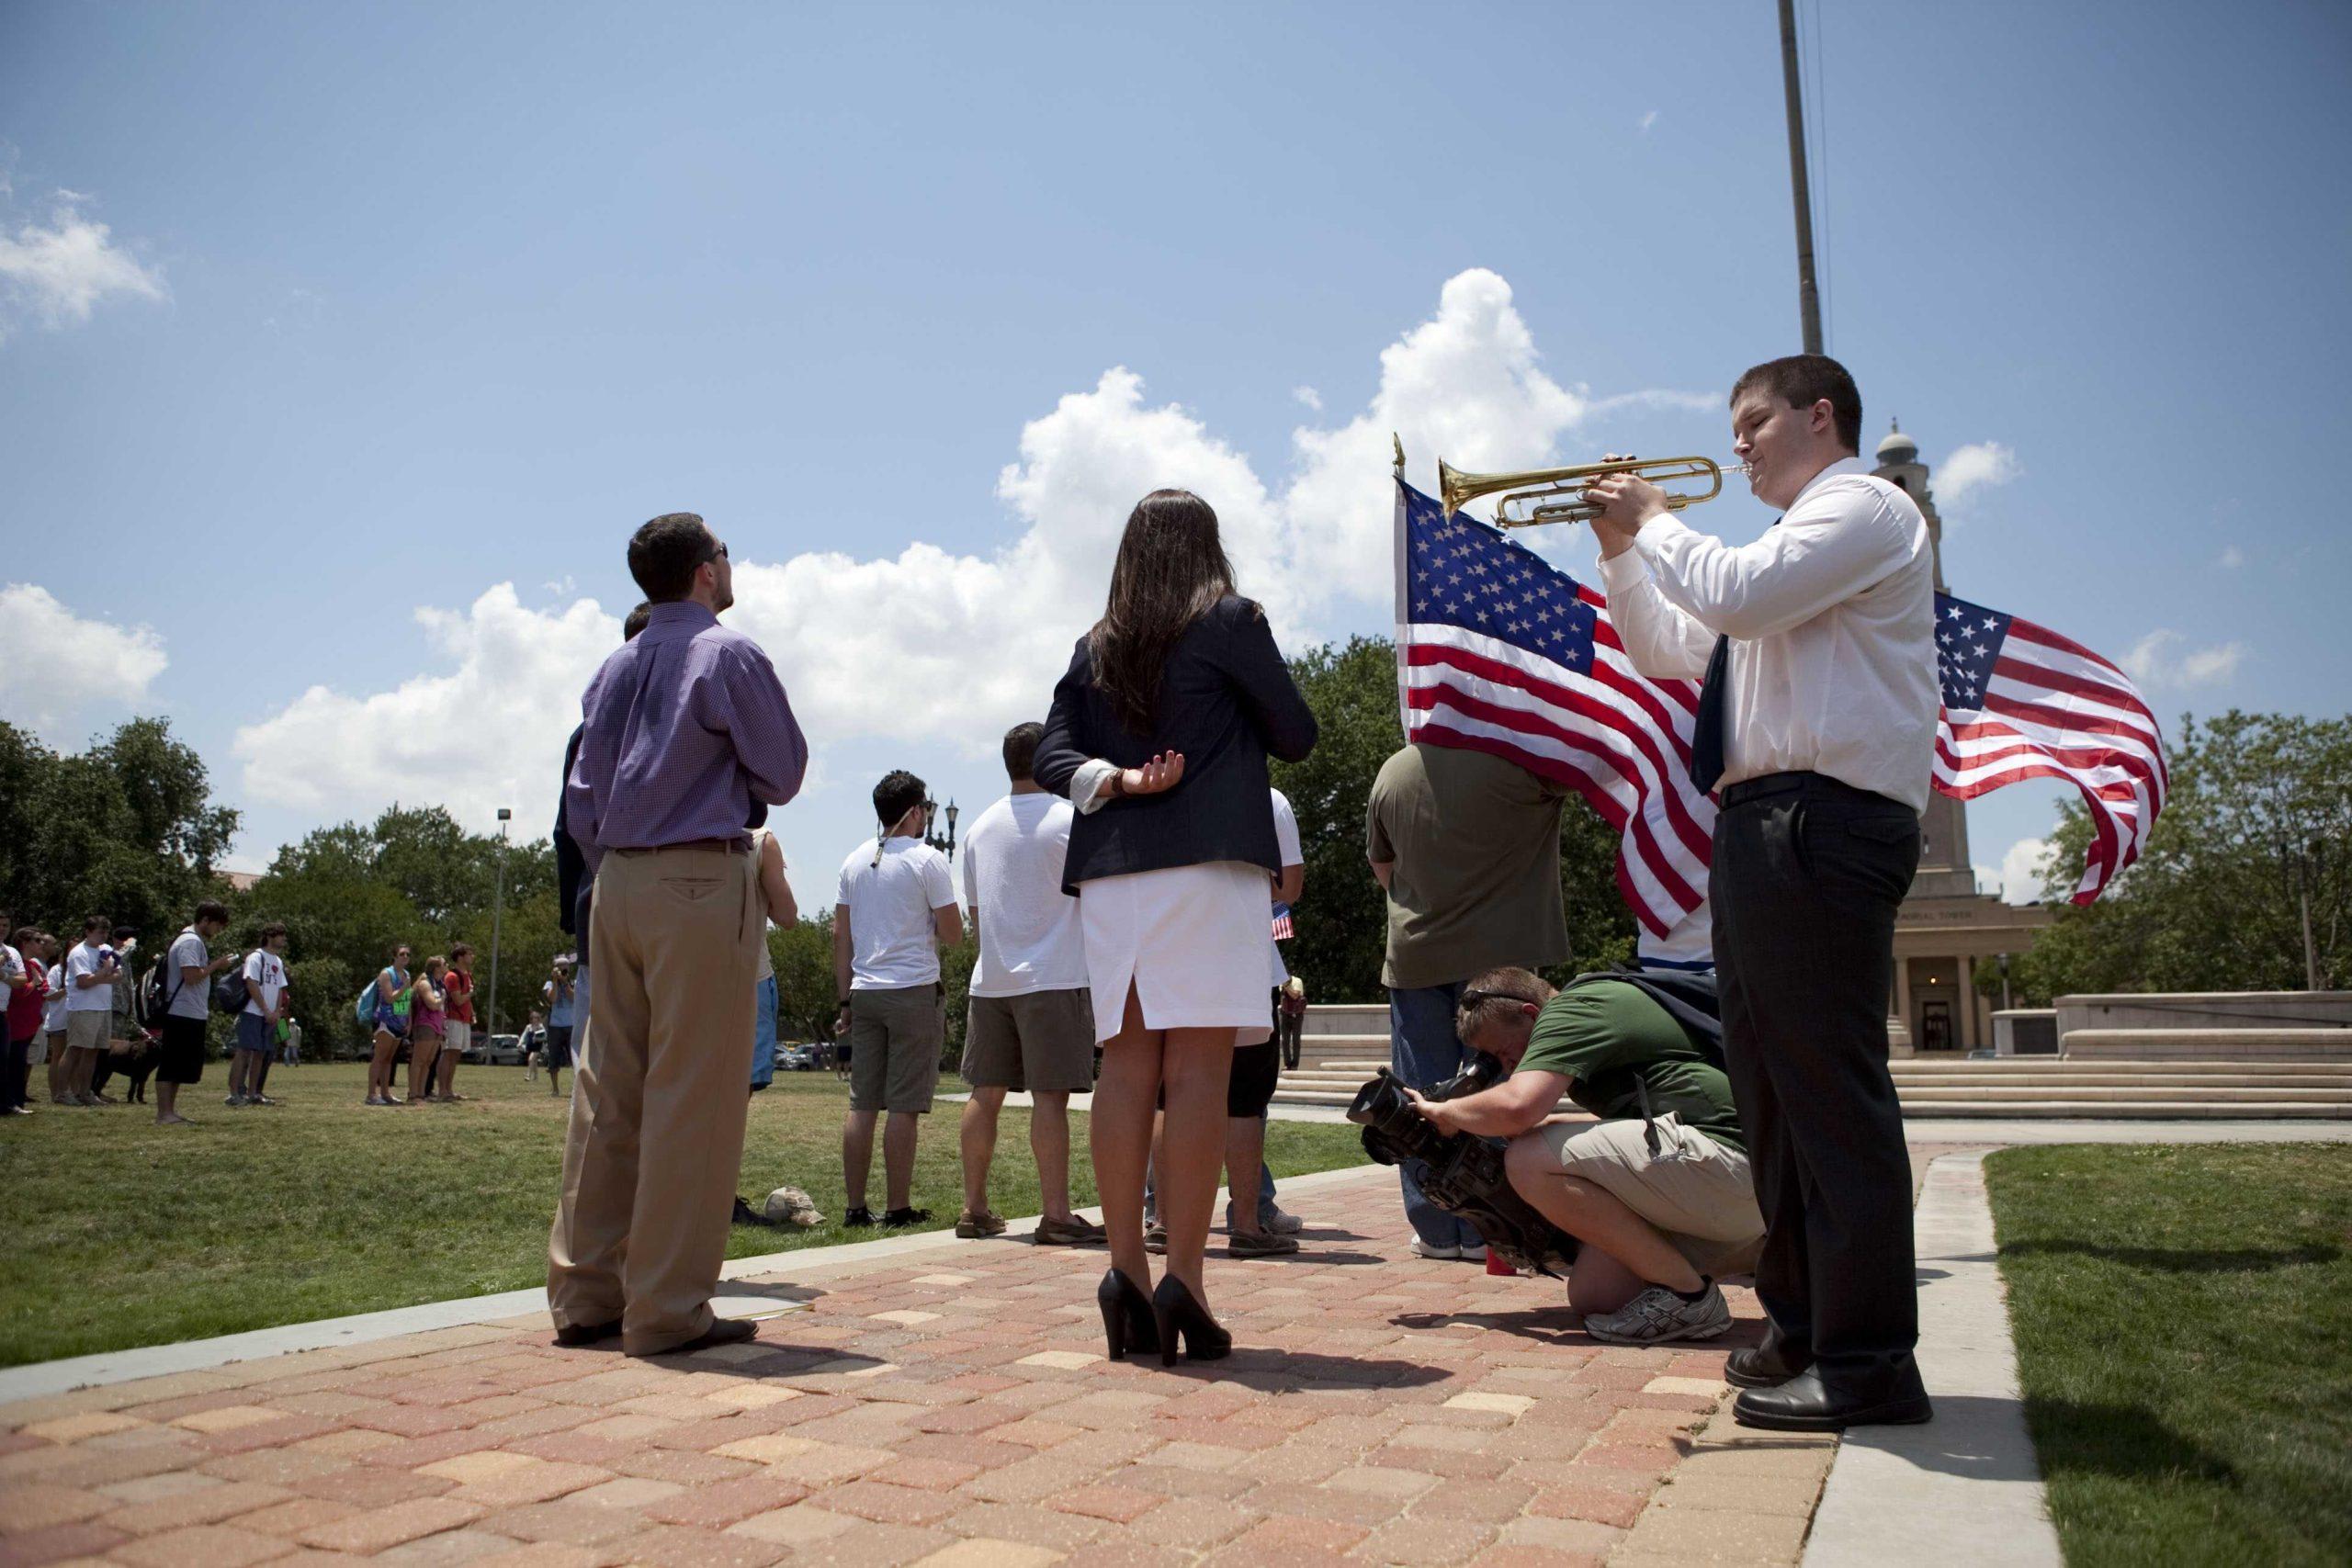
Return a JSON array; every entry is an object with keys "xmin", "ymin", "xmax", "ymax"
[{"xmin": 1598, "ymin": 457, "xmax": 1939, "ymax": 812}]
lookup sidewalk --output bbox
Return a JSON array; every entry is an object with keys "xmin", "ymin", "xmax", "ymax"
[{"xmin": 0, "ymin": 1155, "xmax": 1969, "ymax": 1568}]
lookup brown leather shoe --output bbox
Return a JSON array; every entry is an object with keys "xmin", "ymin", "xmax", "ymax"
[
  {"xmin": 956, "ymin": 1210, "xmax": 1009, "ymax": 1238},
  {"xmin": 1035, "ymin": 1214, "xmax": 1107, "ymax": 1247}
]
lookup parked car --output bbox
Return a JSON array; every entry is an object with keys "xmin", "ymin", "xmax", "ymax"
[
  {"xmin": 780, "ymin": 1043, "xmax": 829, "ymax": 1072},
  {"xmin": 482, "ymin": 1032, "xmax": 525, "ymax": 1066}
]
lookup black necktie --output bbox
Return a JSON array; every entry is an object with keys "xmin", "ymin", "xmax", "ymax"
[{"xmin": 1689, "ymin": 635, "xmax": 1730, "ymax": 794}]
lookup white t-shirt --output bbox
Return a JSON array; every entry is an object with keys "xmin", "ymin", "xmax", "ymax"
[
  {"xmin": 42, "ymin": 967, "xmax": 70, "ymax": 1033},
  {"xmin": 1268, "ymin": 787, "xmax": 1304, "ymax": 988},
  {"xmin": 0, "ymin": 942, "xmax": 18, "ymax": 1009},
  {"xmin": 167, "ymin": 929, "xmax": 212, "ymax": 1021},
  {"xmin": 64, "ymin": 942, "xmax": 115, "ymax": 1013},
  {"xmin": 961, "ymin": 793, "xmax": 1087, "ymax": 998},
  {"xmin": 836, "ymin": 836, "xmax": 957, "ymax": 990},
  {"xmin": 243, "ymin": 949, "xmax": 288, "ymax": 1016}
]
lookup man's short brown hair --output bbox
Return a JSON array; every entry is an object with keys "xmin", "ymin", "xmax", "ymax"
[
  {"xmin": 1731, "ymin": 353, "xmax": 1861, "ymax": 451},
  {"xmin": 1001, "ymin": 721, "xmax": 1044, "ymax": 783},
  {"xmin": 1454, "ymin": 966, "xmax": 1556, "ymax": 1040}
]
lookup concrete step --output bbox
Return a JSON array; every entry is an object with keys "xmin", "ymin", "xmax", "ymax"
[{"xmin": 1266, "ymin": 1085, "xmax": 2352, "ymax": 1119}]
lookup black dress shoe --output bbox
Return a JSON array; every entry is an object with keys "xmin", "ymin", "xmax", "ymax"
[
  {"xmin": 552, "ymin": 1317, "xmax": 623, "ymax": 1348},
  {"xmin": 1733, "ymin": 1368, "xmax": 1932, "ymax": 1431},
  {"xmin": 1725, "ymin": 1344, "xmax": 1808, "ymax": 1389},
  {"xmin": 638, "ymin": 1316, "xmax": 760, "ymax": 1358}
]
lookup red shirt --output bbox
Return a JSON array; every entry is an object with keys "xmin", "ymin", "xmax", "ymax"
[
  {"xmin": 445, "ymin": 967, "xmax": 475, "ymax": 1025},
  {"xmin": 7, "ymin": 957, "xmax": 50, "ymax": 1043}
]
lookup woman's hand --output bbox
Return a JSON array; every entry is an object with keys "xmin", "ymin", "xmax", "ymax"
[{"xmin": 1118, "ymin": 751, "xmax": 1186, "ymax": 797}]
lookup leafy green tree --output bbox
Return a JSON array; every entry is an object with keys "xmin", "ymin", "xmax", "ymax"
[
  {"xmin": 1272, "ymin": 636, "xmax": 1639, "ymax": 1003},
  {"xmin": 238, "ymin": 805, "xmax": 565, "ymax": 1055},
  {"xmin": 0, "ymin": 717, "xmax": 238, "ymax": 945},
  {"xmin": 769, "ymin": 915, "xmax": 840, "ymax": 1046},
  {"xmin": 2006, "ymin": 710, "xmax": 2351, "ymax": 1002}
]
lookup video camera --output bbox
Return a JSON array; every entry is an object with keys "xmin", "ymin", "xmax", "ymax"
[{"xmin": 1347, "ymin": 1055, "xmax": 1577, "ymax": 1278}]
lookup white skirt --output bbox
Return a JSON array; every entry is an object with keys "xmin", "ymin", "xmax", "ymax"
[{"xmin": 1079, "ymin": 861, "xmax": 1274, "ymax": 1046}]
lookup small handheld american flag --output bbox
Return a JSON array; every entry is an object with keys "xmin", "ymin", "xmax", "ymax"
[{"xmin": 1396, "ymin": 478, "xmax": 2165, "ymax": 922}]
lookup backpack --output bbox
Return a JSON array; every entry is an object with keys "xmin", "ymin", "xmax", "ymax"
[
  {"xmin": 212, "ymin": 955, "xmax": 254, "ymax": 1016},
  {"xmin": 140, "ymin": 962, "xmax": 173, "ymax": 1025}
]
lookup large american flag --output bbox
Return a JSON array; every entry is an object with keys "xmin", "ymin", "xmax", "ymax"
[{"xmin": 1396, "ymin": 479, "xmax": 2165, "ymax": 930}]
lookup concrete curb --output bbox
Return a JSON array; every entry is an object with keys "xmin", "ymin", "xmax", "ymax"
[
  {"xmin": 1802, "ymin": 1150, "xmax": 2062, "ymax": 1566},
  {"xmin": 0, "ymin": 1162, "xmax": 1386, "ymax": 1404}
]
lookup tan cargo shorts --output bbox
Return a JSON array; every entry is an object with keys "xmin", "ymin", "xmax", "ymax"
[
  {"xmin": 1526, "ymin": 1112, "xmax": 1767, "ymax": 1277},
  {"xmin": 962, "ymin": 988, "xmax": 1095, "ymax": 1094}
]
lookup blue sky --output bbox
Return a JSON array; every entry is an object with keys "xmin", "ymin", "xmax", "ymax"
[{"xmin": 3, "ymin": 0, "xmax": 2347, "ymax": 912}]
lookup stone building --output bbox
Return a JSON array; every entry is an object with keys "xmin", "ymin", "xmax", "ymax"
[{"xmin": 1873, "ymin": 422, "xmax": 2052, "ymax": 1052}]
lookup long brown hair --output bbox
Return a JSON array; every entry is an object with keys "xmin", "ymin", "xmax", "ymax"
[{"xmin": 1087, "ymin": 490, "xmax": 1237, "ymax": 734}]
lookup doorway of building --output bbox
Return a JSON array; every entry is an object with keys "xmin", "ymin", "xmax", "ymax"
[{"xmin": 1920, "ymin": 998, "xmax": 1954, "ymax": 1052}]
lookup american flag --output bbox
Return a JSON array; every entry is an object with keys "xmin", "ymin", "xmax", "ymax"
[
  {"xmin": 1270, "ymin": 901, "xmax": 1295, "ymax": 942},
  {"xmin": 1929, "ymin": 591, "xmax": 2165, "ymax": 902},
  {"xmin": 1396, "ymin": 479, "xmax": 2165, "ymax": 929}
]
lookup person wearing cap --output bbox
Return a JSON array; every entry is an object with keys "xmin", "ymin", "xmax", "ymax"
[{"xmin": 548, "ymin": 512, "xmax": 808, "ymax": 1359}]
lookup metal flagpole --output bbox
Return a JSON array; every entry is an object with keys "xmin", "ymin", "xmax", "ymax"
[
  {"xmin": 1778, "ymin": 0, "xmax": 1824, "ymax": 355},
  {"xmin": 489, "ymin": 807, "xmax": 510, "ymax": 1039}
]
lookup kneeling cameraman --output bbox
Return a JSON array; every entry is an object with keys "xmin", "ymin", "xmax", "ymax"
[{"xmin": 1404, "ymin": 966, "xmax": 1762, "ymax": 1346}]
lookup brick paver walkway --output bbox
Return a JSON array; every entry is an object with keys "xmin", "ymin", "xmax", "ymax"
[{"xmin": 0, "ymin": 1156, "xmax": 1966, "ymax": 1567}]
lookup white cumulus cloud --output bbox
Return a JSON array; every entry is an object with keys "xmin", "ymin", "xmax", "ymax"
[
  {"xmin": 0, "ymin": 192, "xmax": 165, "ymax": 341},
  {"xmin": 0, "ymin": 583, "xmax": 170, "ymax": 737},
  {"xmin": 2119, "ymin": 628, "xmax": 2247, "ymax": 691},
  {"xmin": 1989, "ymin": 836, "xmax": 2052, "ymax": 903},
  {"xmin": 1292, "ymin": 385, "xmax": 1323, "ymax": 411},
  {"xmin": 232, "ymin": 585, "xmax": 619, "ymax": 833},
  {"xmin": 1936, "ymin": 441, "xmax": 2020, "ymax": 508},
  {"xmin": 234, "ymin": 269, "xmax": 1710, "ymax": 855}
]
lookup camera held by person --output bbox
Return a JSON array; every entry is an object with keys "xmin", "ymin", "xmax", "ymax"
[{"xmin": 1348, "ymin": 1055, "xmax": 1577, "ymax": 1277}]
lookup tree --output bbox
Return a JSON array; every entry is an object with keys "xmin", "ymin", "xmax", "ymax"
[
  {"xmin": 2006, "ymin": 710, "xmax": 2351, "ymax": 1002},
  {"xmin": 1272, "ymin": 636, "xmax": 1638, "ymax": 1003},
  {"xmin": 0, "ymin": 717, "xmax": 239, "ymax": 944},
  {"xmin": 769, "ymin": 915, "xmax": 840, "ymax": 1046},
  {"xmin": 238, "ymin": 805, "xmax": 567, "ymax": 1055}
]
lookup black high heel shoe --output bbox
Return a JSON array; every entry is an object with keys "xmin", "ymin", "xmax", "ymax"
[
  {"xmin": 1151, "ymin": 1274, "xmax": 1232, "ymax": 1367},
  {"xmin": 1097, "ymin": 1269, "xmax": 1160, "ymax": 1360}
]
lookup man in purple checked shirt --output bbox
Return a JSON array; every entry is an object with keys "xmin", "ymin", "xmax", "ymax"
[{"xmin": 549, "ymin": 513, "xmax": 808, "ymax": 1359}]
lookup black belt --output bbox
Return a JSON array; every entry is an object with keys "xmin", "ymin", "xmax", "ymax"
[{"xmin": 1718, "ymin": 771, "xmax": 1905, "ymax": 811}]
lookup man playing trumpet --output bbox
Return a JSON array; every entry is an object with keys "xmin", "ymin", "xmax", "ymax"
[{"xmin": 1578, "ymin": 355, "xmax": 1939, "ymax": 1432}]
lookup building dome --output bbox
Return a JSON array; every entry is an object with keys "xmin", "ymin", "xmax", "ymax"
[{"xmin": 1876, "ymin": 419, "xmax": 1917, "ymax": 464}]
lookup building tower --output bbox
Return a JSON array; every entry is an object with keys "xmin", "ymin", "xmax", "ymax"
[{"xmin": 1873, "ymin": 420, "xmax": 1974, "ymax": 899}]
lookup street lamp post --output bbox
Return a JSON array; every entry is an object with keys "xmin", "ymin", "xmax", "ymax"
[
  {"xmin": 489, "ymin": 807, "xmax": 512, "ymax": 1039},
  {"xmin": 923, "ymin": 795, "xmax": 959, "ymax": 862}
]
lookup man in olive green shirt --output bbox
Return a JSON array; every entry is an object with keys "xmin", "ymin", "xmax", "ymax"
[
  {"xmin": 1367, "ymin": 743, "xmax": 1569, "ymax": 1258},
  {"xmin": 1406, "ymin": 964, "xmax": 1763, "ymax": 1346}
]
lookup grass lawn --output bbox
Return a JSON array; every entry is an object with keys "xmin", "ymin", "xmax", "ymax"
[
  {"xmin": 0, "ymin": 1061, "xmax": 1372, "ymax": 1369},
  {"xmin": 1986, "ymin": 1142, "xmax": 2352, "ymax": 1567}
]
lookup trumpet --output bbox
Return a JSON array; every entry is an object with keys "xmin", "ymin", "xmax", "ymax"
[{"xmin": 1439, "ymin": 455, "xmax": 1738, "ymax": 530}]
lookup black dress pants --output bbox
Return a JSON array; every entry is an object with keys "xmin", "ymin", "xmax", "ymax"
[{"xmin": 1711, "ymin": 772, "xmax": 1923, "ymax": 1401}]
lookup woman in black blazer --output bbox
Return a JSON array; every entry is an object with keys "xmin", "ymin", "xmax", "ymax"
[{"xmin": 1036, "ymin": 489, "xmax": 1317, "ymax": 1365}]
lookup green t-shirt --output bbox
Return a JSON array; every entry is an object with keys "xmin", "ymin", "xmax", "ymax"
[
  {"xmin": 1365, "ymin": 743, "xmax": 1569, "ymax": 989},
  {"xmin": 1517, "ymin": 978, "xmax": 1746, "ymax": 1155}
]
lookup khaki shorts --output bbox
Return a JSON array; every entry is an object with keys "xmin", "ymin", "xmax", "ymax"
[
  {"xmin": 65, "ymin": 1010, "xmax": 111, "ymax": 1055},
  {"xmin": 445, "ymin": 1020, "xmax": 472, "ymax": 1055},
  {"xmin": 962, "ymin": 989, "xmax": 1094, "ymax": 1093},
  {"xmin": 1526, "ymin": 1113, "xmax": 1766, "ymax": 1277},
  {"xmin": 849, "ymin": 985, "xmax": 944, "ymax": 1113}
]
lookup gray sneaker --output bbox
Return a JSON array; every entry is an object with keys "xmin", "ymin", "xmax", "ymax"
[
  {"xmin": 1263, "ymin": 1206, "xmax": 1305, "ymax": 1235},
  {"xmin": 1583, "ymin": 1282, "xmax": 1732, "ymax": 1347}
]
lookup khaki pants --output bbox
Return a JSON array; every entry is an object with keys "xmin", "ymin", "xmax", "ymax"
[{"xmin": 547, "ymin": 842, "xmax": 762, "ymax": 1355}]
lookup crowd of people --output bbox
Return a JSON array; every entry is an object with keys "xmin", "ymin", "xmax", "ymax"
[
  {"xmin": 539, "ymin": 349, "xmax": 1946, "ymax": 1436},
  {"xmin": 1, "ymin": 903, "xmax": 299, "ymax": 1122},
  {"xmin": 6, "ymin": 351, "xmax": 1939, "ymax": 1434}
]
